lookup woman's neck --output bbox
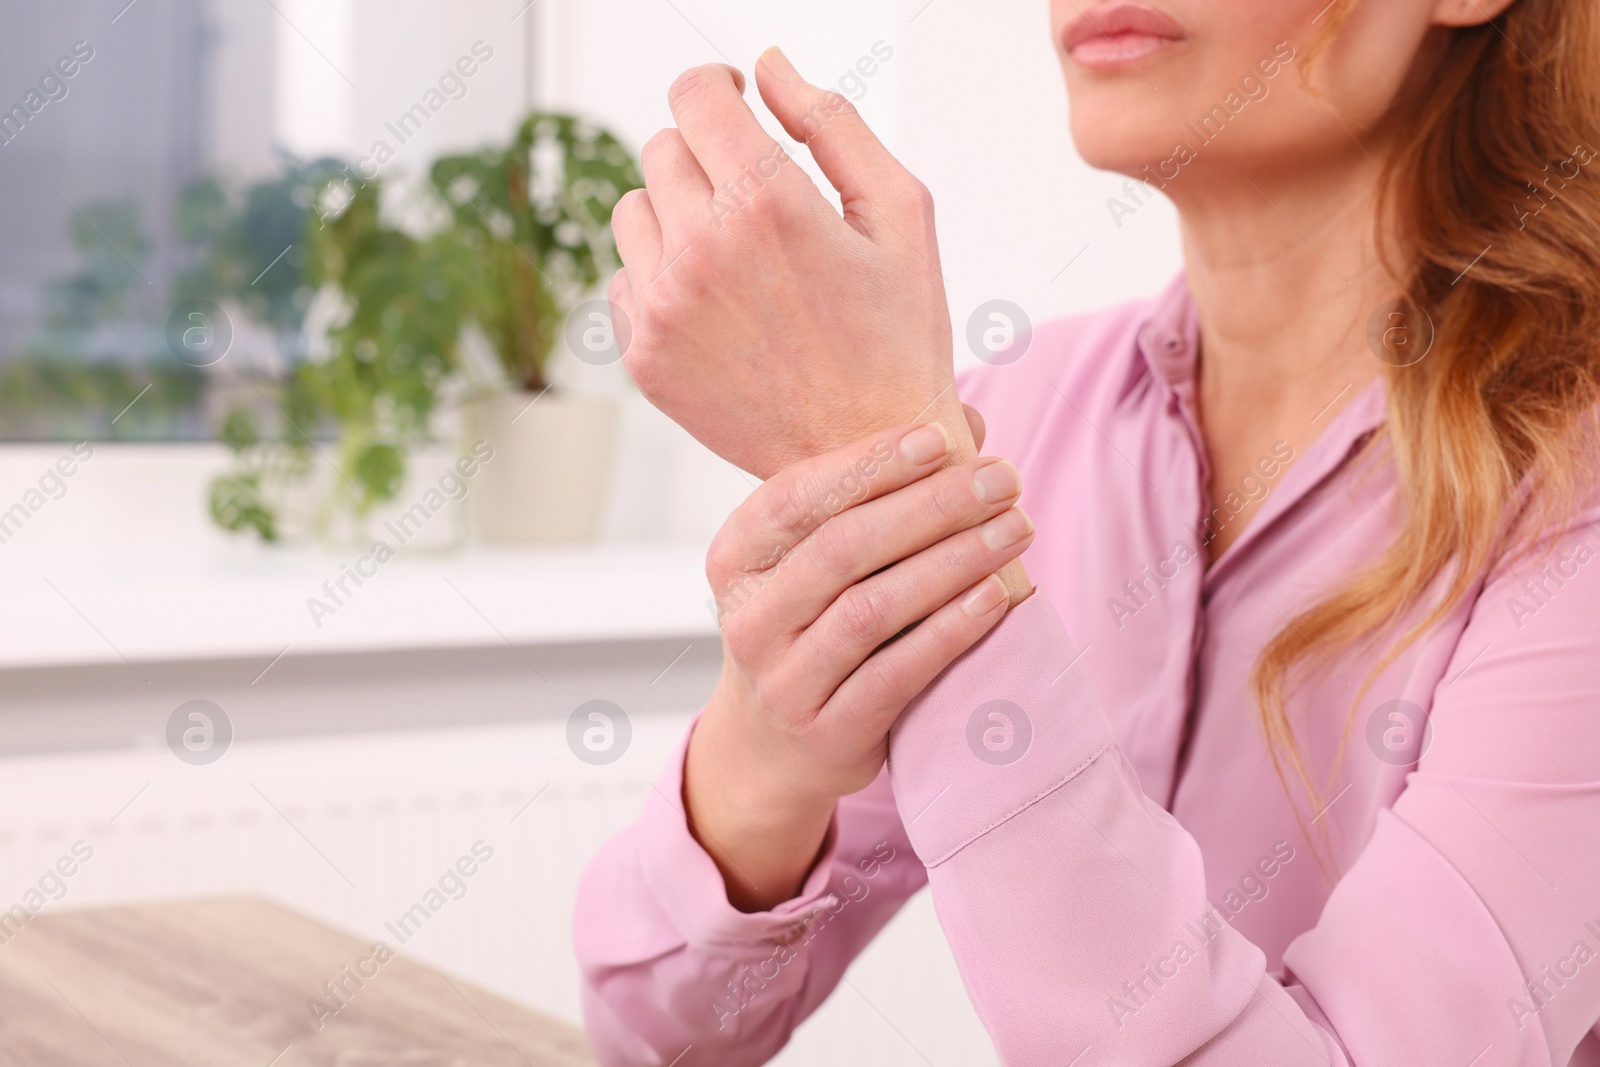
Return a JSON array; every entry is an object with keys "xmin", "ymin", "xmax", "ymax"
[{"xmin": 1172, "ymin": 153, "xmax": 1399, "ymax": 559}]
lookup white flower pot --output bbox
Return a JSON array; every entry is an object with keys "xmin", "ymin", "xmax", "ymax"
[{"xmin": 466, "ymin": 392, "xmax": 618, "ymax": 543}]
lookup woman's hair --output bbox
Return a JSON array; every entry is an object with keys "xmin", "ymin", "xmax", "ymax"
[{"xmin": 1251, "ymin": 0, "xmax": 1600, "ymax": 862}]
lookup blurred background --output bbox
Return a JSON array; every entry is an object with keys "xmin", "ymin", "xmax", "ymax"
[{"xmin": 0, "ymin": 0, "xmax": 1178, "ymax": 1063}]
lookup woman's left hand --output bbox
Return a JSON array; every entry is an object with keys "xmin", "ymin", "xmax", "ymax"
[{"xmin": 609, "ymin": 49, "xmax": 973, "ymax": 480}]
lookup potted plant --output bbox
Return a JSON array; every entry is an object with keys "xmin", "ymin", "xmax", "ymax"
[
  {"xmin": 206, "ymin": 114, "xmax": 640, "ymax": 544},
  {"xmin": 430, "ymin": 113, "xmax": 641, "ymax": 543},
  {"xmin": 208, "ymin": 172, "xmax": 465, "ymax": 542}
]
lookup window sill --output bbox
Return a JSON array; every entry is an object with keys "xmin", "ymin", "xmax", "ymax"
[
  {"xmin": 0, "ymin": 440, "xmax": 731, "ymax": 670},
  {"xmin": 0, "ymin": 541, "xmax": 716, "ymax": 670}
]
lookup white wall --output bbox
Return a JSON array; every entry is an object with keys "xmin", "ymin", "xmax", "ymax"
[
  {"xmin": 272, "ymin": 0, "xmax": 538, "ymax": 166},
  {"xmin": 894, "ymin": 0, "xmax": 1184, "ymax": 346}
]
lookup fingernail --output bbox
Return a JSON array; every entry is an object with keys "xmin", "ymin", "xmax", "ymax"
[
  {"xmin": 962, "ymin": 575, "xmax": 1007, "ymax": 618},
  {"xmin": 980, "ymin": 507, "xmax": 1034, "ymax": 551},
  {"xmin": 761, "ymin": 46, "xmax": 802, "ymax": 85},
  {"xmin": 899, "ymin": 423, "xmax": 951, "ymax": 465},
  {"xmin": 971, "ymin": 460, "xmax": 1021, "ymax": 504}
]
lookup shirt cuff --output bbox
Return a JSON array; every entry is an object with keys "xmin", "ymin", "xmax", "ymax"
[
  {"xmin": 636, "ymin": 714, "xmax": 844, "ymax": 952},
  {"xmin": 888, "ymin": 591, "xmax": 1114, "ymax": 867}
]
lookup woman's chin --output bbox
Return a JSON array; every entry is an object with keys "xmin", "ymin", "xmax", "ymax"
[
  {"xmin": 1069, "ymin": 99, "xmax": 1181, "ymax": 153},
  {"xmin": 1069, "ymin": 129, "xmax": 1177, "ymax": 179}
]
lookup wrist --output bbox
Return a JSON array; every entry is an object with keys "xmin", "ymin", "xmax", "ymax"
[
  {"xmin": 684, "ymin": 691, "xmax": 838, "ymax": 910},
  {"xmin": 689, "ymin": 708, "xmax": 839, "ymax": 834}
]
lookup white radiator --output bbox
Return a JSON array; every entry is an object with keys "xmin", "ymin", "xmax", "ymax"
[{"xmin": 0, "ymin": 715, "xmax": 998, "ymax": 1066}]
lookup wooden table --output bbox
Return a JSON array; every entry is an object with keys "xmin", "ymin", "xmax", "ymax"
[{"xmin": 0, "ymin": 897, "xmax": 597, "ymax": 1066}]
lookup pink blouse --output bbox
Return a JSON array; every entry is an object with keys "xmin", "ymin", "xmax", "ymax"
[{"xmin": 573, "ymin": 274, "xmax": 1600, "ymax": 1065}]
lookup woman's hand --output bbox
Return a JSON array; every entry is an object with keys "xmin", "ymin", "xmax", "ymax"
[
  {"xmin": 609, "ymin": 50, "xmax": 968, "ymax": 479},
  {"xmin": 610, "ymin": 48, "xmax": 1029, "ymax": 602},
  {"xmin": 685, "ymin": 418, "xmax": 1034, "ymax": 911}
]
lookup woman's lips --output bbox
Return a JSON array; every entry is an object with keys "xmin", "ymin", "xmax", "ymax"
[{"xmin": 1061, "ymin": 1, "xmax": 1186, "ymax": 69}]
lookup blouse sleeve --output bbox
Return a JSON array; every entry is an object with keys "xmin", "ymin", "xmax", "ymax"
[
  {"xmin": 886, "ymin": 512, "xmax": 1600, "ymax": 1066},
  {"xmin": 573, "ymin": 716, "xmax": 929, "ymax": 1066}
]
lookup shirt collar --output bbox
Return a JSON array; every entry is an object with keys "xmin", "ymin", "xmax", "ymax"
[
  {"xmin": 1124, "ymin": 271, "xmax": 1202, "ymax": 401},
  {"xmin": 1123, "ymin": 272, "xmax": 1387, "ymax": 437}
]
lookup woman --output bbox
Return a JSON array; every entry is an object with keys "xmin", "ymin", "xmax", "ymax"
[{"xmin": 576, "ymin": 0, "xmax": 1600, "ymax": 1062}]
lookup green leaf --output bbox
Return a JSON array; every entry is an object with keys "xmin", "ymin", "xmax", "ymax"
[
  {"xmin": 219, "ymin": 407, "xmax": 259, "ymax": 453},
  {"xmin": 352, "ymin": 442, "xmax": 405, "ymax": 504},
  {"xmin": 209, "ymin": 473, "xmax": 277, "ymax": 541}
]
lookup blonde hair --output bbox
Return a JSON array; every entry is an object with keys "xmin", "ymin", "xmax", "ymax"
[{"xmin": 1252, "ymin": 0, "xmax": 1600, "ymax": 861}]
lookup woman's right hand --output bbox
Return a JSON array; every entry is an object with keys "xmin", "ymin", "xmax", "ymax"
[{"xmin": 684, "ymin": 417, "xmax": 1034, "ymax": 910}]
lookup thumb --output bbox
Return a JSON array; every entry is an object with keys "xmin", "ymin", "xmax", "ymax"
[
  {"xmin": 755, "ymin": 46, "xmax": 927, "ymax": 237},
  {"xmin": 962, "ymin": 402, "xmax": 987, "ymax": 453}
]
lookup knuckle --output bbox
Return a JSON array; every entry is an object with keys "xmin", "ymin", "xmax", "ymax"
[
  {"xmin": 916, "ymin": 603, "xmax": 966, "ymax": 650},
  {"xmin": 669, "ymin": 256, "xmax": 716, "ymax": 302},
  {"xmin": 808, "ymin": 90, "xmax": 858, "ymax": 130},
  {"xmin": 640, "ymin": 128, "xmax": 678, "ymax": 162},
  {"xmin": 938, "ymin": 599, "xmax": 994, "ymax": 655},
  {"xmin": 909, "ymin": 469, "xmax": 967, "ymax": 529},
  {"xmin": 829, "ymin": 92, "xmax": 860, "ymax": 120},
  {"xmin": 724, "ymin": 616, "xmax": 763, "ymax": 667},
  {"xmin": 935, "ymin": 529, "xmax": 983, "ymax": 575},
  {"xmin": 927, "ymin": 476, "xmax": 970, "ymax": 526},
  {"xmin": 620, "ymin": 344, "xmax": 659, "ymax": 397},
  {"xmin": 668, "ymin": 67, "xmax": 716, "ymax": 108},
  {"xmin": 836, "ymin": 584, "xmax": 889, "ymax": 648},
  {"xmin": 853, "ymin": 656, "xmax": 903, "ymax": 715},
  {"xmin": 605, "ymin": 268, "xmax": 628, "ymax": 303},
  {"xmin": 760, "ymin": 473, "xmax": 823, "ymax": 544},
  {"xmin": 897, "ymin": 618, "xmax": 972, "ymax": 684},
  {"xmin": 896, "ymin": 175, "xmax": 936, "ymax": 228},
  {"xmin": 631, "ymin": 268, "xmax": 669, "ymax": 315},
  {"xmin": 631, "ymin": 296, "xmax": 670, "ymax": 346},
  {"xmin": 643, "ymin": 246, "xmax": 707, "ymax": 305},
  {"xmin": 740, "ymin": 189, "xmax": 787, "ymax": 229},
  {"xmin": 704, "ymin": 526, "xmax": 740, "ymax": 588},
  {"xmin": 613, "ymin": 187, "xmax": 646, "ymax": 219},
  {"xmin": 805, "ymin": 520, "xmax": 858, "ymax": 582}
]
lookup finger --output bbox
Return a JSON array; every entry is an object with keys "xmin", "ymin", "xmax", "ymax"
[
  {"xmin": 666, "ymin": 63, "xmax": 797, "ymax": 194},
  {"xmin": 753, "ymin": 456, "xmax": 1022, "ymax": 634},
  {"xmin": 962, "ymin": 402, "xmax": 986, "ymax": 453},
  {"xmin": 639, "ymin": 128, "xmax": 714, "ymax": 244},
  {"xmin": 611, "ymin": 188, "xmax": 663, "ymax": 280},
  {"xmin": 824, "ymin": 573, "xmax": 1010, "ymax": 738},
  {"xmin": 789, "ymin": 504, "xmax": 1033, "ymax": 689},
  {"xmin": 707, "ymin": 420, "xmax": 955, "ymax": 601},
  {"xmin": 755, "ymin": 47, "xmax": 925, "ymax": 235},
  {"xmin": 606, "ymin": 268, "xmax": 637, "ymax": 336}
]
